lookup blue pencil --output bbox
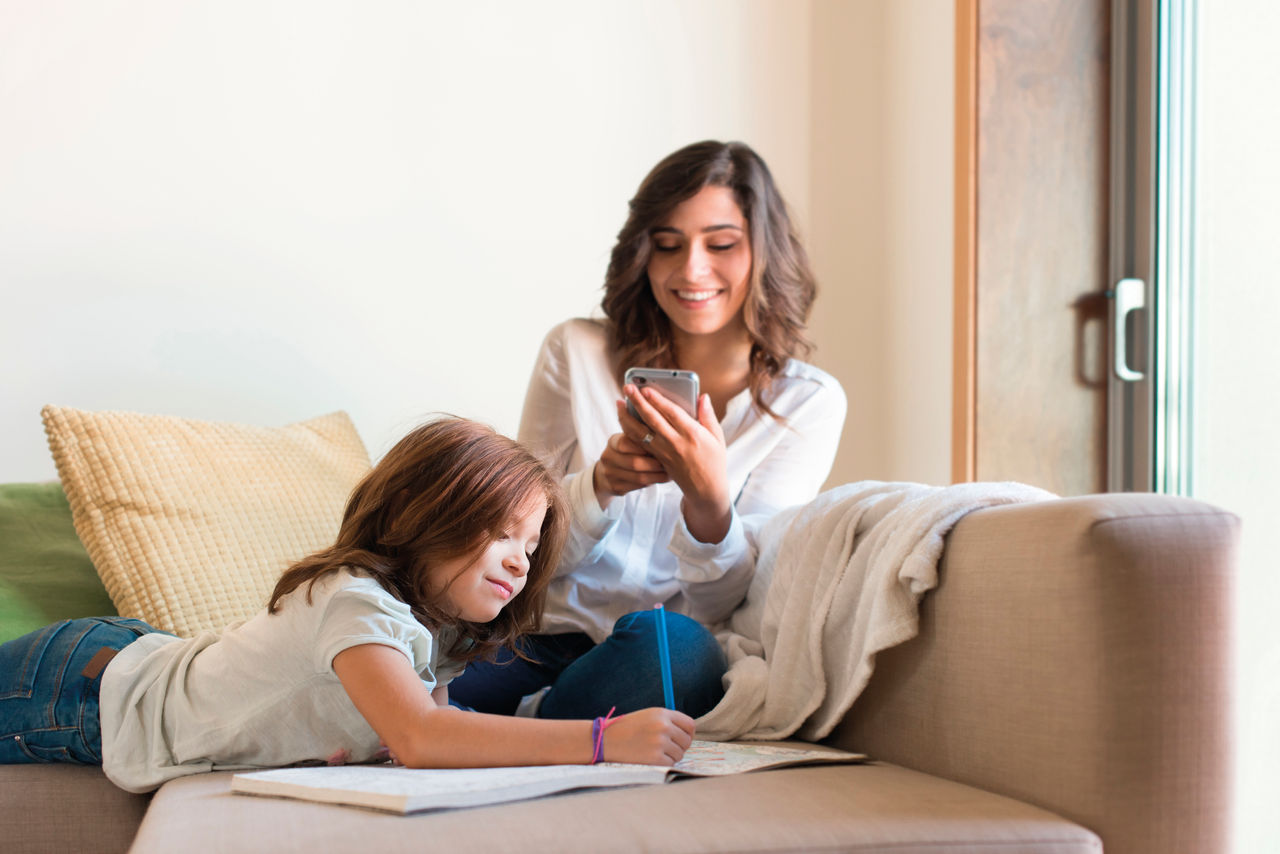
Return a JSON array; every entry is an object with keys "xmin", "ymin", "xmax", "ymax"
[{"xmin": 653, "ymin": 603, "xmax": 675, "ymax": 710}]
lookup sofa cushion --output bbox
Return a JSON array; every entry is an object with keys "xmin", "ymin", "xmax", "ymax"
[
  {"xmin": 41, "ymin": 406, "xmax": 371, "ymax": 637},
  {"xmin": 0, "ymin": 481, "xmax": 116, "ymax": 644},
  {"xmin": 130, "ymin": 762, "xmax": 1100, "ymax": 854}
]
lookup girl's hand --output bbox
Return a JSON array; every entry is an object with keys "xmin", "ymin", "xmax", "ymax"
[
  {"xmin": 620, "ymin": 384, "xmax": 732, "ymax": 543},
  {"xmin": 601, "ymin": 708, "xmax": 695, "ymax": 766},
  {"xmin": 593, "ymin": 410, "xmax": 671, "ymax": 507}
]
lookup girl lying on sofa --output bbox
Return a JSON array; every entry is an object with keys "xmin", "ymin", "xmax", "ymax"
[{"xmin": 0, "ymin": 417, "xmax": 694, "ymax": 793}]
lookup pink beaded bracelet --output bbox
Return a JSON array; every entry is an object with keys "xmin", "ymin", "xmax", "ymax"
[{"xmin": 590, "ymin": 706, "xmax": 618, "ymax": 764}]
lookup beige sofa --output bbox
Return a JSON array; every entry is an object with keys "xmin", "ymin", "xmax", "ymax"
[{"xmin": 1, "ymin": 492, "xmax": 1236, "ymax": 853}]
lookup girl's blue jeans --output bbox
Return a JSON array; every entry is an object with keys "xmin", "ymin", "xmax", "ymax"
[
  {"xmin": 0, "ymin": 617, "xmax": 161, "ymax": 765},
  {"xmin": 449, "ymin": 609, "xmax": 727, "ymax": 719}
]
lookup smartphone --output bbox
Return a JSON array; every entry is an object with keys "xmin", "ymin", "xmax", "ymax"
[{"xmin": 624, "ymin": 367, "xmax": 700, "ymax": 422}]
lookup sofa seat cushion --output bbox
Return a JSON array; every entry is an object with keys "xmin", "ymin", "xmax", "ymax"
[{"xmin": 130, "ymin": 761, "xmax": 1100, "ymax": 854}]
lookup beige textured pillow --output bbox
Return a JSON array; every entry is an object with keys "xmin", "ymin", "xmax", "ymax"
[{"xmin": 42, "ymin": 406, "xmax": 372, "ymax": 637}]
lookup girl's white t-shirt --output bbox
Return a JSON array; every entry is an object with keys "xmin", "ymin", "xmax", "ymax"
[{"xmin": 98, "ymin": 569, "xmax": 462, "ymax": 793}]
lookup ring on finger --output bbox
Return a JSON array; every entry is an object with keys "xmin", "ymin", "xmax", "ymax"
[{"xmin": 641, "ymin": 432, "xmax": 654, "ymax": 445}]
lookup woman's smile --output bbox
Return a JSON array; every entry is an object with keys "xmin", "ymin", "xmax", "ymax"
[{"xmin": 673, "ymin": 287, "xmax": 724, "ymax": 305}]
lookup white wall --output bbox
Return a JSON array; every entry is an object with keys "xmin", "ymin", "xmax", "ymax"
[
  {"xmin": 808, "ymin": 0, "xmax": 954, "ymax": 487},
  {"xmin": 0, "ymin": 0, "xmax": 820, "ymax": 477},
  {"xmin": 1194, "ymin": 3, "xmax": 1280, "ymax": 849},
  {"xmin": 2, "ymin": 0, "xmax": 956, "ymax": 489}
]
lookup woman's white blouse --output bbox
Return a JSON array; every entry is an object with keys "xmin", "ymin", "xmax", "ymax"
[{"xmin": 519, "ymin": 318, "xmax": 847, "ymax": 642}]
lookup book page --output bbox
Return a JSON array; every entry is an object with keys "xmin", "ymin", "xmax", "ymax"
[
  {"xmin": 231, "ymin": 741, "xmax": 866, "ymax": 813},
  {"xmin": 232, "ymin": 762, "xmax": 669, "ymax": 814},
  {"xmin": 672, "ymin": 740, "xmax": 865, "ymax": 777}
]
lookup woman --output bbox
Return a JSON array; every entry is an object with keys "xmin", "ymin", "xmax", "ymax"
[{"xmin": 450, "ymin": 140, "xmax": 847, "ymax": 720}]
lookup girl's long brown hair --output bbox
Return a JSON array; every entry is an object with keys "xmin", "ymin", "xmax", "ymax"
[
  {"xmin": 268, "ymin": 417, "xmax": 567, "ymax": 664},
  {"xmin": 601, "ymin": 140, "xmax": 817, "ymax": 419}
]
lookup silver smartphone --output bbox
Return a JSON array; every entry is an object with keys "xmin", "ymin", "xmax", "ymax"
[{"xmin": 624, "ymin": 367, "xmax": 700, "ymax": 422}]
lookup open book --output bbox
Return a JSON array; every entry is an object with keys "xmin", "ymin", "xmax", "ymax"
[{"xmin": 230, "ymin": 740, "xmax": 866, "ymax": 815}]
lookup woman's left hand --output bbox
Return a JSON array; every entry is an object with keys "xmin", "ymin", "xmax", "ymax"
[{"xmin": 618, "ymin": 384, "xmax": 731, "ymax": 543}]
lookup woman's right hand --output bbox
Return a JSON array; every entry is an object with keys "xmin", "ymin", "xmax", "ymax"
[
  {"xmin": 601, "ymin": 707, "xmax": 696, "ymax": 766},
  {"xmin": 592, "ymin": 404, "xmax": 672, "ymax": 508}
]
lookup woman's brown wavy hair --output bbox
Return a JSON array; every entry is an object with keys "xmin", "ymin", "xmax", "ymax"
[
  {"xmin": 268, "ymin": 416, "xmax": 567, "ymax": 664},
  {"xmin": 601, "ymin": 140, "xmax": 817, "ymax": 419}
]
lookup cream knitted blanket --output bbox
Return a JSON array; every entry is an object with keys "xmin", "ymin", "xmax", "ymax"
[{"xmin": 696, "ymin": 480, "xmax": 1054, "ymax": 742}]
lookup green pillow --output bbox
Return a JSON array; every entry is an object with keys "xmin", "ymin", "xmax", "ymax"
[{"xmin": 0, "ymin": 482, "xmax": 116, "ymax": 643}]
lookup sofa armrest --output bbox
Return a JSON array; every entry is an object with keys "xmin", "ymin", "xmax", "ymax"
[
  {"xmin": 828, "ymin": 493, "xmax": 1237, "ymax": 854},
  {"xmin": 0, "ymin": 764, "xmax": 150, "ymax": 853}
]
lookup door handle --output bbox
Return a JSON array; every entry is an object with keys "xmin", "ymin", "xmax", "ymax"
[{"xmin": 1111, "ymin": 278, "xmax": 1145, "ymax": 382}]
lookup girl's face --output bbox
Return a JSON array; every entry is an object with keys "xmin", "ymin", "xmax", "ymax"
[
  {"xmin": 646, "ymin": 184, "xmax": 753, "ymax": 342},
  {"xmin": 430, "ymin": 498, "xmax": 546, "ymax": 623}
]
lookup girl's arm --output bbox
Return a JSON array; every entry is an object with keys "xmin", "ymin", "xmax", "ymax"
[{"xmin": 333, "ymin": 643, "xmax": 694, "ymax": 768}]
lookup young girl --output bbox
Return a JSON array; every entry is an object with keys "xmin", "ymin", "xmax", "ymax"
[{"xmin": 0, "ymin": 417, "xmax": 694, "ymax": 793}]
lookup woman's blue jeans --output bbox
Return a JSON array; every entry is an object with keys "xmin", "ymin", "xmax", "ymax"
[
  {"xmin": 449, "ymin": 609, "xmax": 727, "ymax": 719},
  {"xmin": 0, "ymin": 617, "xmax": 160, "ymax": 765}
]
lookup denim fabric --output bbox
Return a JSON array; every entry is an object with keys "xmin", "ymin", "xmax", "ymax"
[
  {"xmin": 0, "ymin": 617, "xmax": 160, "ymax": 765},
  {"xmin": 449, "ymin": 609, "xmax": 727, "ymax": 719}
]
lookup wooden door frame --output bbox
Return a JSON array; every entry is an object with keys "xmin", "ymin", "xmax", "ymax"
[{"xmin": 952, "ymin": 0, "xmax": 977, "ymax": 484}]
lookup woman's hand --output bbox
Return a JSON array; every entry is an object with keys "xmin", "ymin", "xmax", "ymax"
[
  {"xmin": 593, "ymin": 419, "xmax": 671, "ymax": 508},
  {"xmin": 619, "ymin": 384, "xmax": 732, "ymax": 544},
  {"xmin": 601, "ymin": 708, "xmax": 695, "ymax": 766}
]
